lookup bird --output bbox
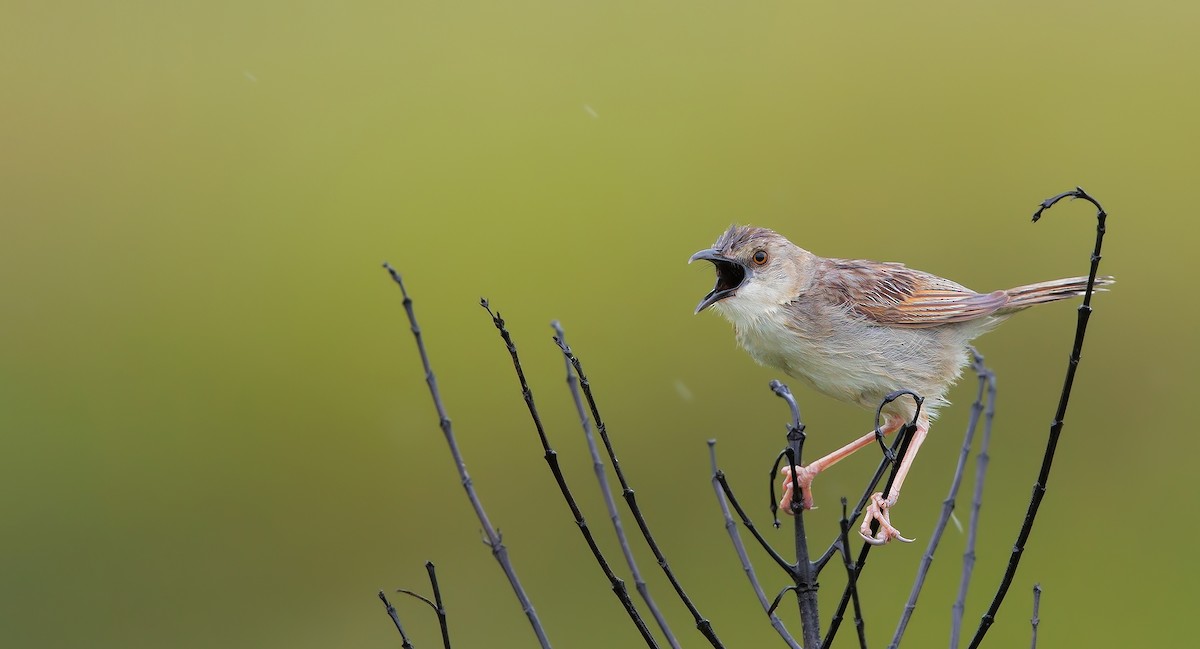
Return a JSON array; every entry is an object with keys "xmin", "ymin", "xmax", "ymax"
[{"xmin": 690, "ymin": 225, "xmax": 1112, "ymax": 544}]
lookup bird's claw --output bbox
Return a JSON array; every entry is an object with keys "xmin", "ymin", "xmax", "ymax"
[
  {"xmin": 778, "ymin": 465, "xmax": 817, "ymax": 515},
  {"xmin": 859, "ymin": 492, "xmax": 913, "ymax": 545}
]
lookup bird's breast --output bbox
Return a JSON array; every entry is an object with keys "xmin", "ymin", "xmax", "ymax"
[{"xmin": 725, "ymin": 302, "xmax": 961, "ymax": 411}]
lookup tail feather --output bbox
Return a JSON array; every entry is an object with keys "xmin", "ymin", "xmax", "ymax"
[{"xmin": 1001, "ymin": 275, "xmax": 1114, "ymax": 311}]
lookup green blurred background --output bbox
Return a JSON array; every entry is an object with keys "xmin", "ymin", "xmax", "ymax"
[{"xmin": 2, "ymin": 1, "xmax": 1194, "ymax": 647}]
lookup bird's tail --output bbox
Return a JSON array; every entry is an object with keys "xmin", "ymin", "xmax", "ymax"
[{"xmin": 1001, "ymin": 275, "xmax": 1115, "ymax": 312}]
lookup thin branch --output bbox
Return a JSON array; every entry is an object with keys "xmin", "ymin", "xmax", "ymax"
[
  {"xmin": 888, "ymin": 351, "xmax": 992, "ymax": 648},
  {"xmin": 553, "ymin": 321, "xmax": 680, "ymax": 649},
  {"xmin": 393, "ymin": 563, "xmax": 450, "ymax": 648},
  {"xmin": 950, "ymin": 365, "xmax": 996, "ymax": 649},
  {"xmin": 555, "ymin": 338, "xmax": 725, "ymax": 649},
  {"xmin": 395, "ymin": 589, "xmax": 438, "ymax": 613},
  {"xmin": 383, "ymin": 264, "xmax": 551, "ymax": 649},
  {"xmin": 1030, "ymin": 584, "xmax": 1042, "ymax": 649},
  {"xmin": 823, "ymin": 422, "xmax": 915, "ymax": 649},
  {"xmin": 967, "ymin": 187, "xmax": 1109, "ymax": 648},
  {"xmin": 836, "ymin": 498, "xmax": 868, "ymax": 649},
  {"xmin": 482, "ymin": 302, "xmax": 658, "ymax": 648},
  {"xmin": 771, "ymin": 381, "xmax": 821, "ymax": 649},
  {"xmin": 427, "ymin": 562, "xmax": 451, "ymax": 649},
  {"xmin": 716, "ymin": 471, "xmax": 794, "ymax": 573},
  {"xmin": 708, "ymin": 441, "xmax": 802, "ymax": 649},
  {"xmin": 379, "ymin": 591, "xmax": 416, "ymax": 649},
  {"xmin": 822, "ymin": 394, "xmax": 924, "ymax": 649},
  {"xmin": 768, "ymin": 586, "xmax": 800, "ymax": 615},
  {"xmin": 817, "ymin": 389, "xmax": 926, "ymax": 576}
]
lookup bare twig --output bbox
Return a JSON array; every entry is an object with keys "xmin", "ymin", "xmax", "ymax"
[
  {"xmin": 426, "ymin": 562, "xmax": 450, "ymax": 649},
  {"xmin": 394, "ymin": 565, "xmax": 450, "ymax": 648},
  {"xmin": 825, "ymin": 390, "xmax": 926, "ymax": 553},
  {"xmin": 709, "ymin": 441, "xmax": 803, "ymax": 649},
  {"xmin": 967, "ymin": 187, "xmax": 1109, "ymax": 648},
  {"xmin": 836, "ymin": 498, "xmax": 868, "ymax": 649},
  {"xmin": 771, "ymin": 380, "xmax": 822, "ymax": 649},
  {"xmin": 379, "ymin": 590, "xmax": 416, "ymax": 649},
  {"xmin": 950, "ymin": 365, "xmax": 996, "ymax": 649},
  {"xmin": 1030, "ymin": 584, "xmax": 1042, "ymax": 649},
  {"xmin": 394, "ymin": 562, "xmax": 452, "ymax": 649},
  {"xmin": 716, "ymin": 472, "xmax": 794, "ymax": 573},
  {"xmin": 822, "ymin": 391, "xmax": 924, "ymax": 649},
  {"xmin": 555, "ymin": 338, "xmax": 725, "ymax": 649},
  {"xmin": 396, "ymin": 559, "xmax": 451, "ymax": 647},
  {"xmin": 553, "ymin": 321, "xmax": 680, "ymax": 649},
  {"xmin": 383, "ymin": 264, "xmax": 551, "ymax": 649},
  {"xmin": 889, "ymin": 351, "xmax": 992, "ymax": 648},
  {"xmin": 482, "ymin": 302, "xmax": 658, "ymax": 647},
  {"xmin": 823, "ymin": 425, "xmax": 915, "ymax": 649}
]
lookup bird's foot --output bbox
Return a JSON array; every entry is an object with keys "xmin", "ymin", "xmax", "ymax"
[
  {"xmin": 860, "ymin": 492, "xmax": 913, "ymax": 545},
  {"xmin": 778, "ymin": 465, "xmax": 817, "ymax": 515}
]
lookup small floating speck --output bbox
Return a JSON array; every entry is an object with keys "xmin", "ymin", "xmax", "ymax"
[
  {"xmin": 674, "ymin": 380, "xmax": 693, "ymax": 401},
  {"xmin": 582, "ymin": 104, "xmax": 599, "ymax": 119}
]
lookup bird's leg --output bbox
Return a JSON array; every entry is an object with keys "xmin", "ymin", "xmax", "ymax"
[
  {"xmin": 779, "ymin": 414, "xmax": 906, "ymax": 514},
  {"xmin": 860, "ymin": 413, "xmax": 930, "ymax": 545}
]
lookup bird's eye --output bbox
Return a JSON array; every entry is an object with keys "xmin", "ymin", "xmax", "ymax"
[{"xmin": 752, "ymin": 250, "xmax": 768, "ymax": 266}]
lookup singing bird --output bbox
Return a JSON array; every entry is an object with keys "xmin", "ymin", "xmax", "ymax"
[{"xmin": 690, "ymin": 225, "xmax": 1112, "ymax": 544}]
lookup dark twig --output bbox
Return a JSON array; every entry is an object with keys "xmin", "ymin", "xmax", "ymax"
[
  {"xmin": 717, "ymin": 472, "xmax": 794, "ymax": 573},
  {"xmin": 553, "ymin": 321, "xmax": 680, "ymax": 649},
  {"xmin": 555, "ymin": 338, "xmax": 725, "ymax": 649},
  {"xmin": 379, "ymin": 591, "xmax": 416, "ymax": 649},
  {"xmin": 395, "ymin": 588, "xmax": 439, "ymax": 612},
  {"xmin": 888, "ymin": 351, "xmax": 992, "ymax": 648},
  {"xmin": 383, "ymin": 265, "xmax": 551, "ymax": 649},
  {"xmin": 771, "ymin": 380, "xmax": 822, "ymax": 649},
  {"xmin": 482, "ymin": 302, "xmax": 658, "ymax": 648},
  {"xmin": 836, "ymin": 498, "xmax": 868, "ymax": 649},
  {"xmin": 950, "ymin": 365, "xmax": 997, "ymax": 649},
  {"xmin": 426, "ymin": 562, "xmax": 450, "ymax": 649},
  {"xmin": 394, "ymin": 563, "xmax": 450, "ymax": 648},
  {"xmin": 835, "ymin": 388, "xmax": 926, "ymax": 547},
  {"xmin": 1030, "ymin": 584, "xmax": 1042, "ymax": 649},
  {"xmin": 768, "ymin": 586, "xmax": 800, "ymax": 615},
  {"xmin": 823, "ymin": 423, "xmax": 915, "ymax": 649},
  {"xmin": 822, "ymin": 392, "xmax": 924, "ymax": 649},
  {"xmin": 708, "ymin": 441, "xmax": 803, "ymax": 649},
  {"xmin": 967, "ymin": 187, "xmax": 1108, "ymax": 648}
]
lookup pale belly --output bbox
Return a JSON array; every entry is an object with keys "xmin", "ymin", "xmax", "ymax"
[{"xmin": 732, "ymin": 310, "xmax": 975, "ymax": 416}]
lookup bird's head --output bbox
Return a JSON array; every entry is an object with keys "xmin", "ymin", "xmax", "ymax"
[{"xmin": 689, "ymin": 225, "xmax": 811, "ymax": 318}]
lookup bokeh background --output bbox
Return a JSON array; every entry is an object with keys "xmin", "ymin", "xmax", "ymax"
[{"xmin": 2, "ymin": 2, "xmax": 1195, "ymax": 647}]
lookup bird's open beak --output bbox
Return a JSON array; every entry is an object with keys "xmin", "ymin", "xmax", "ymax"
[{"xmin": 689, "ymin": 248, "xmax": 748, "ymax": 314}]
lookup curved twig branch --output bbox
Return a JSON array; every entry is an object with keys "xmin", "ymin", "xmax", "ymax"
[
  {"xmin": 379, "ymin": 591, "xmax": 416, "ymax": 649},
  {"xmin": 716, "ymin": 471, "xmax": 794, "ymax": 573},
  {"xmin": 395, "ymin": 589, "xmax": 439, "ymax": 614},
  {"xmin": 768, "ymin": 586, "xmax": 801, "ymax": 616},
  {"xmin": 708, "ymin": 441, "xmax": 802, "ymax": 649},
  {"xmin": 967, "ymin": 187, "xmax": 1109, "ymax": 648}
]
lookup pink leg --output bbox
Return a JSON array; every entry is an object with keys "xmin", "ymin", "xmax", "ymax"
[
  {"xmin": 779, "ymin": 414, "xmax": 905, "ymax": 514},
  {"xmin": 860, "ymin": 413, "xmax": 930, "ymax": 545}
]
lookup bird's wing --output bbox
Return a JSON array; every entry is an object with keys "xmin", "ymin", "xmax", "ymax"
[{"xmin": 821, "ymin": 259, "xmax": 1007, "ymax": 329}]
